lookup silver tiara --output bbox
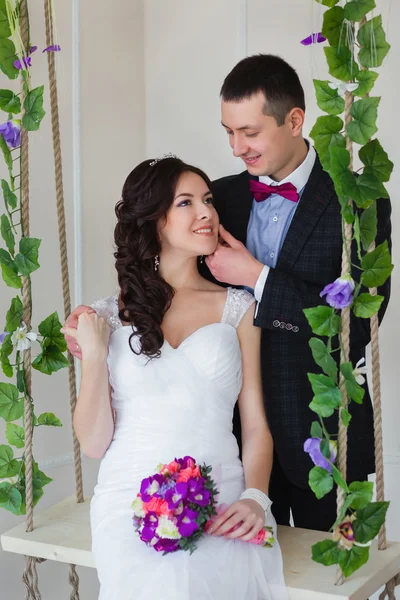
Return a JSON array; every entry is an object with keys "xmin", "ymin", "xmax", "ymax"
[{"xmin": 149, "ymin": 152, "xmax": 178, "ymax": 166}]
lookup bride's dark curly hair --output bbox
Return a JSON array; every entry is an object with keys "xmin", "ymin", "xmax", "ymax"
[{"xmin": 114, "ymin": 156, "xmax": 212, "ymax": 359}]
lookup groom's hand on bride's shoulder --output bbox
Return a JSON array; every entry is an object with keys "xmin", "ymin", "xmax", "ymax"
[
  {"xmin": 205, "ymin": 224, "xmax": 263, "ymax": 289},
  {"xmin": 63, "ymin": 305, "xmax": 95, "ymax": 359}
]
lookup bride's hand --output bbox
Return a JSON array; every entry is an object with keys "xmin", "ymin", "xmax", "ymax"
[
  {"xmin": 61, "ymin": 313, "xmax": 110, "ymax": 362},
  {"xmin": 208, "ymin": 499, "xmax": 265, "ymax": 541}
]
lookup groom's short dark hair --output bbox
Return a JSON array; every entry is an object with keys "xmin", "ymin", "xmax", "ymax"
[{"xmin": 220, "ymin": 54, "xmax": 306, "ymax": 126}]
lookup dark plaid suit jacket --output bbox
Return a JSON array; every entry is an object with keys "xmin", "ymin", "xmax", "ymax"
[{"xmin": 202, "ymin": 155, "xmax": 392, "ymax": 489}]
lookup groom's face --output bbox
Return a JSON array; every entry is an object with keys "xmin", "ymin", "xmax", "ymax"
[{"xmin": 221, "ymin": 92, "xmax": 297, "ymax": 180}]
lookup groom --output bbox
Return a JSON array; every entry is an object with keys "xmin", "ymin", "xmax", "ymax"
[
  {"xmin": 65, "ymin": 54, "xmax": 391, "ymax": 532},
  {"xmin": 201, "ymin": 54, "xmax": 391, "ymax": 531}
]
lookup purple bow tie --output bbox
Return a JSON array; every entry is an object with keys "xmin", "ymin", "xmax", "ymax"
[{"xmin": 249, "ymin": 179, "xmax": 299, "ymax": 203}]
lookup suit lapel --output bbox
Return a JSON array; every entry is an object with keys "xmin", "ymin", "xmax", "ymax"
[
  {"xmin": 277, "ymin": 156, "xmax": 337, "ymax": 271},
  {"xmin": 222, "ymin": 171, "xmax": 253, "ymax": 245}
]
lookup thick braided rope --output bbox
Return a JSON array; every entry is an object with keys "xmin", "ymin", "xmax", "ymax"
[
  {"xmin": 379, "ymin": 573, "xmax": 400, "ymax": 600},
  {"xmin": 68, "ymin": 565, "xmax": 80, "ymax": 600},
  {"xmin": 22, "ymin": 557, "xmax": 46, "ymax": 600},
  {"xmin": 335, "ymin": 89, "xmax": 354, "ymax": 587},
  {"xmin": 43, "ymin": 0, "xmax": 83, "ymax": 504}
]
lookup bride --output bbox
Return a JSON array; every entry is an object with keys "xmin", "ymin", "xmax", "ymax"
[{"xmin": 62, "ymin": 155, "xmax": 288, "ymax": 599}]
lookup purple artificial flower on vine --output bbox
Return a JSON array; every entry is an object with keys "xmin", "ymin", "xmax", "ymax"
[
  {"xmin": 13, "ymin": 46, "xmax": 37, "ymax": 70},
  {"xmin": 304, "ymin": 437, "xmax": 337, "ymax": 473},
  {"xmin": 320, "ymin": 276, "xmax": 355, "ymax": 310},
  {"xmin": 0, "ymin": 332, "xmax": 7, "ymax": 344},
  {"xmin": 43, "ymin": 45, "xmax": 61, "ymax": 53},
  {"xmin": 0, "ymin": 120, "xmax": 21, "ymax": 148}
]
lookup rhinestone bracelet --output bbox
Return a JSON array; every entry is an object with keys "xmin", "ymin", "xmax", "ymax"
[{"xmin": 240, "ymin": 488, "xmax": 272, "ymax": 516}]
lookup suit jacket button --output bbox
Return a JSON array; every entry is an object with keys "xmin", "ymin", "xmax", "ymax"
[
  {"xmin": 293, "ymin": 326, "xmax": 299, "ymax": 332},
  {"xmin": 286, "ymin": 323, "xmax": 293, "ymax": 330},
  {"xmin": 273, "ymin": 320, "xmax": 280, "ymax": 327},
  {"xmin": 279, "ymin": 322, "xmax": 286, "ymax": 329}
]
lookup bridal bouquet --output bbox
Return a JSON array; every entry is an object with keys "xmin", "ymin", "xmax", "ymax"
[{"xmin": 132, "ymin": 455, "xmax": 275, "ymax": 554}]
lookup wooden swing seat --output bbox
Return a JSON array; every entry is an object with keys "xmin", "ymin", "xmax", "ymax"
[{"xmin": 2, "ymin": 495, "xmax": 400, "ymax": 599}]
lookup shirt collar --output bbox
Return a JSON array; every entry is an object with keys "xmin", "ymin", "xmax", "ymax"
[{"xmin": 259, "ymin": 142, "xmax": 316, "ymax": 193}]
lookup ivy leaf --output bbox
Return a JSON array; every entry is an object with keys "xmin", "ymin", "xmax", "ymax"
[
  {"xmin": 338, "ymin": 545, "xmax": 369, "ymax": 577},
  {"xmin": 308, "ymin": 374, "xmax": 342, "ymax": 417},
  {"xmin": 14, "ymin": 237, "xmax": 41, "ymax": 276},
  {"xmin": 304, "ymin": 306, "xmax": 341, "ymax": 337},
  {"xmin": 37, "ymin": 412, "xmax": 62, "ymax": 427},
  {"xmin": 353, "ymin": 293, "xmax": 384, "ymax": 318},
  {"xmin": 5, "ymin": 295, "xmax": 23, "ymax": 333},
  {"xmin": 309, "ymin": 466, "xmax": 334, "ymax": 499},
  {"xmin": 359, "ymin": 139, "xmax": 394, "ymax": 183},
  {"xmin": 0, "ymin": 482, "xmax": 22, "ymax": 515},
  {"xmin": 38, "ymin": 312, "xmax": 67, "ymax": 352},
  {"xmin": 324, "ymin": 46, "xmax": 359, "ymax": 83},
  {"xmin": 361, "ymin": 241, "xmax": 393, "ymax": 287},
  {"xmin": 354, "ymin": 501, "xmax": 389, "ymax": 543},
  {"xmin": 0, "ymin": 382, "xmax": 24, "ymax": 421},
  {"xmin": 0, "ymin": 132, "xmax": 12, "ymax": 170},
  {"xmin": 0, "ymin": 248, "xmax": 21, "ymax": 288},
  {"xmin": 340, "ymin": 171, "xmax": 388, "ymax": 210},
  {"xmin": 32, "ymin": 344, "xmax": 69, "ymax": 375},
  {"xmin": 331, "ymin": 464, "xmax": 349, "ymax": 493},
  {"xmin": 311, "ymin": 421, "xmax": 323, "ymax": 438},
  {"xmin": 309, "ymin": 337, "xmax": 338, "ymax": 380},
  {"xmin": 312, "ymin": 539, "xmax": 340, "ymax": 566},
  {"xmin": 0, "ymin": 90, "xmax": 21, "ymax": 114},
  {"xmin": 309, "ymin": 116, "xmax": 346, "ymax": 169},
  {"xmin": 0, "ymin": 444, "xmax": 19, "ymax": 477},
  {"xmin": 344, "ymin": 0, "xmax": 376, "ymax": 22},
  {"xmin": 0, "ymin": 39, "xmax": 18, "ymax": 79},
  {"xmin": 347, "ymin": 97, "xmax": 380, "ymax": 145},
  {"xmin": 348, "ymin": 481, "xmax": 374, "ymax": 510},
  {"xmin": 322, "ymin": 6, "xmax": 345, "ymax": 47},
  {"xmin": 1, "ymin": 179, "xmax": 17, "ymax": 210},
  {"xmin": 314, "ymin": 80, "xmax": 345, "ymax": 115},
  {"xmin": 0, "ymin": 7, "xmax": 11, "ymax": 38},
  {"xmin": 358, "ymin": 16, "xmax": 390, "ymax": 68},
  {"xmin": 1, "ymin": 213, "xmax": 14, "ymax": 254},
  {"xmin": 22, "ymin": 86, "xmax": 46, "ymax": 132},
  {"xmin": 6, "ymin": 423, "xmax": 24, "ymax": 449},
  {"xmin": 359, "ymin": 203, "xmax": 377, "ymax": 251},
  {"xmin": 329, "ymin": 146, "xmax": 352, "ymax": 198},
  {"xmin": 354, "ymin": 70, "xmax": 379, "ymax": 97},
  {"xmin": 340, "ymin": 407, "xmax": 352, "ymax": 427},
  {"xmin": 340, "ymin": 362, "xmax": 365, "ymax": 404},
  {"xmin": 0, "ymin": 332, "xmax": 13, "ymax": 378},
  {"xmin": 317, "ymin": 0, "xmax": 340, "ymax": 6}
]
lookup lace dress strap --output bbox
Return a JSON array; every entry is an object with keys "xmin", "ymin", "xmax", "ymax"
[
  {"xmin": 221, "ymin": 288, "xmax": 255, "ymax": 329},
  {"xmin": 90, "ymin": 296, "xmax": 121, "ymax": 332}
]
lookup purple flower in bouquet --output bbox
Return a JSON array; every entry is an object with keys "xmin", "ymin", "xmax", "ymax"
[
  {"xmin": 140, "ymin": 474, "xmax": 165, "ymax": 502},
  {"xmin": 178, "ymin": 507, "xmax": 199, "ymax": 537},
  {"xmin": 188, "ymin": 484, "xmax": 211, "ymax": 507},
  {"xmin": 0, "ymin": 120, "xmax": 20, "ymax": 149},
  {"xmin": 320, "ymin": 276, "xmax": 355, "ymax": 310},
  {"xmin": 165, "ymin": 482, "xmax": 188, "ymax": 510},
  {"xmin": 176, "ymin": 455, "xmax": 196, "ymax": 469},
  {"xmin": 153, "ymin": 538, "xmax": 180, "ymax": 553},
  {"xmin": 304, "ymin": 438, "xmax": 337, "ymax": 473}
]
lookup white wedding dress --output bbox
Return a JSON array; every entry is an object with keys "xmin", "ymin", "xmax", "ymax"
[{"xmin": 90, "ymin": 288, "xmax": 288, "ymax": 600}]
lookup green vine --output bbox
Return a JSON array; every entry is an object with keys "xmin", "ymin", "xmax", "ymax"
[
  {"xmin": 0, "ymin": 0, "xmax": 67, "ymax": 516},
  {"xmin": 304, "ymin": 0, "xmax": 393, "ymax": 577}
]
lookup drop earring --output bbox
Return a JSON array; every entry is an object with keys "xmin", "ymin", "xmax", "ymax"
[
  {"xmin": 154, "ymin": 255, "xmax": 160, "ymax": 272},
  {"xmin": 200, "ymin": 255, "xmax": 204, "ymax": 264}
]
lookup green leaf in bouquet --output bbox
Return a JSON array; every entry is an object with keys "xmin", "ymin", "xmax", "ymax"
[
  {"xmin": 22, "ymin": 86, "xmax": 46, "ymax": 131},
  {"xmin": 309, "ymin": 337, "xmax": 338, "ymax": 380},
  {"xmin": 1, "ymin": 213, "xmax": 14, "ymax": 254},
  {"xmin": 348, "ymin": 481, "xmax": 374, "ymax": 510},
  {"xmin": 347, "ymin": 97, "xmax": 380, "ymax": 145},
  {"xmin": 1, "ymin": 179, "xmax": 17, "ymax": 209},
  {"xmin": 14, "ymin": 237, "xmax": 41, "ymax": 276},
  {"xmin": 0, "ymin": 89, "xmax": 21, "ymax": 114},
  {"xmin": 309, "ymin": 466, "xmax": 334, "ymax": 499},
  {"xmin": 353, "ymin": 501, "xmax": 389, "ymax": 543},
  {"xmin": 0, "ymin": 444, "xmax": 19, "ymax": 477},
  {"xmin": 0, "ymin": 382, "xmax": 24, "ymax": 421},
  {"xmin": 32, "ymin": 344, "xmax": 69, "ymax": 375},
  {"xmin": 359, "ymin": 139, "xmax": 394, "ymax": 183},
  {"xmin": 354, "ymin": 70, "xmax": 379, "ymax": 97},
  {"xmin": 358, "ymin": 16, "xmax": 390, "ymax": 68},
  {"xmin": 37, "ymin": 412, "xmax": 62, "ymax": 427},
  {"xmin": 338, "ymin": 545, "xmax": 369, "ymax": 577},
  {"xmin": 361, "ymin": 241, "xmax": 393, "ymax": 288},
  {"xmin": 5, "ymin": 295, "xmax": 23, "ymax": 333},
  {"xmin": 313, "ymin": 80, "xmax": 345, "ymax": 115},
  {"xmin": 322, "ymin": 7, "xmax": 345, "ymax": 47},
  {"xmin": 344, "ymin": 0, "xmax": 376, "ymax": 22},
  {"xmin": 312, "ymin": 539, "xmax": 340, "ymax": 566},
  {"xmin": 6, "ymin": 422, "xmax": 24, "ymax": 448},
  {"xmin": 353, "ymin": 293, "xmax": 384, "ymax": 318},
  {"xmin": 304, "ymin": 306, "xmax": 341, "ymax": 337},
  {"xmin": 340, "ymin": 363, "xmax": 365, "ymax": 404},
  {"xmin": 324, "ymin": 46, "xmax": 359, "ymax": 83}
]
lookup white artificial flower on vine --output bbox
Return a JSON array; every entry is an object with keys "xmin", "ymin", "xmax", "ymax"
[
  {"xmin": 11, "ymin": 323, "xmax": 38, "ymax": 351},
  {"xmin": 328, "ymin": 81, "xmax": 359, "ymax": 96},
  {"xmin": 353, "ymin": 357, "xmax": 368, "ymax": 385}
]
